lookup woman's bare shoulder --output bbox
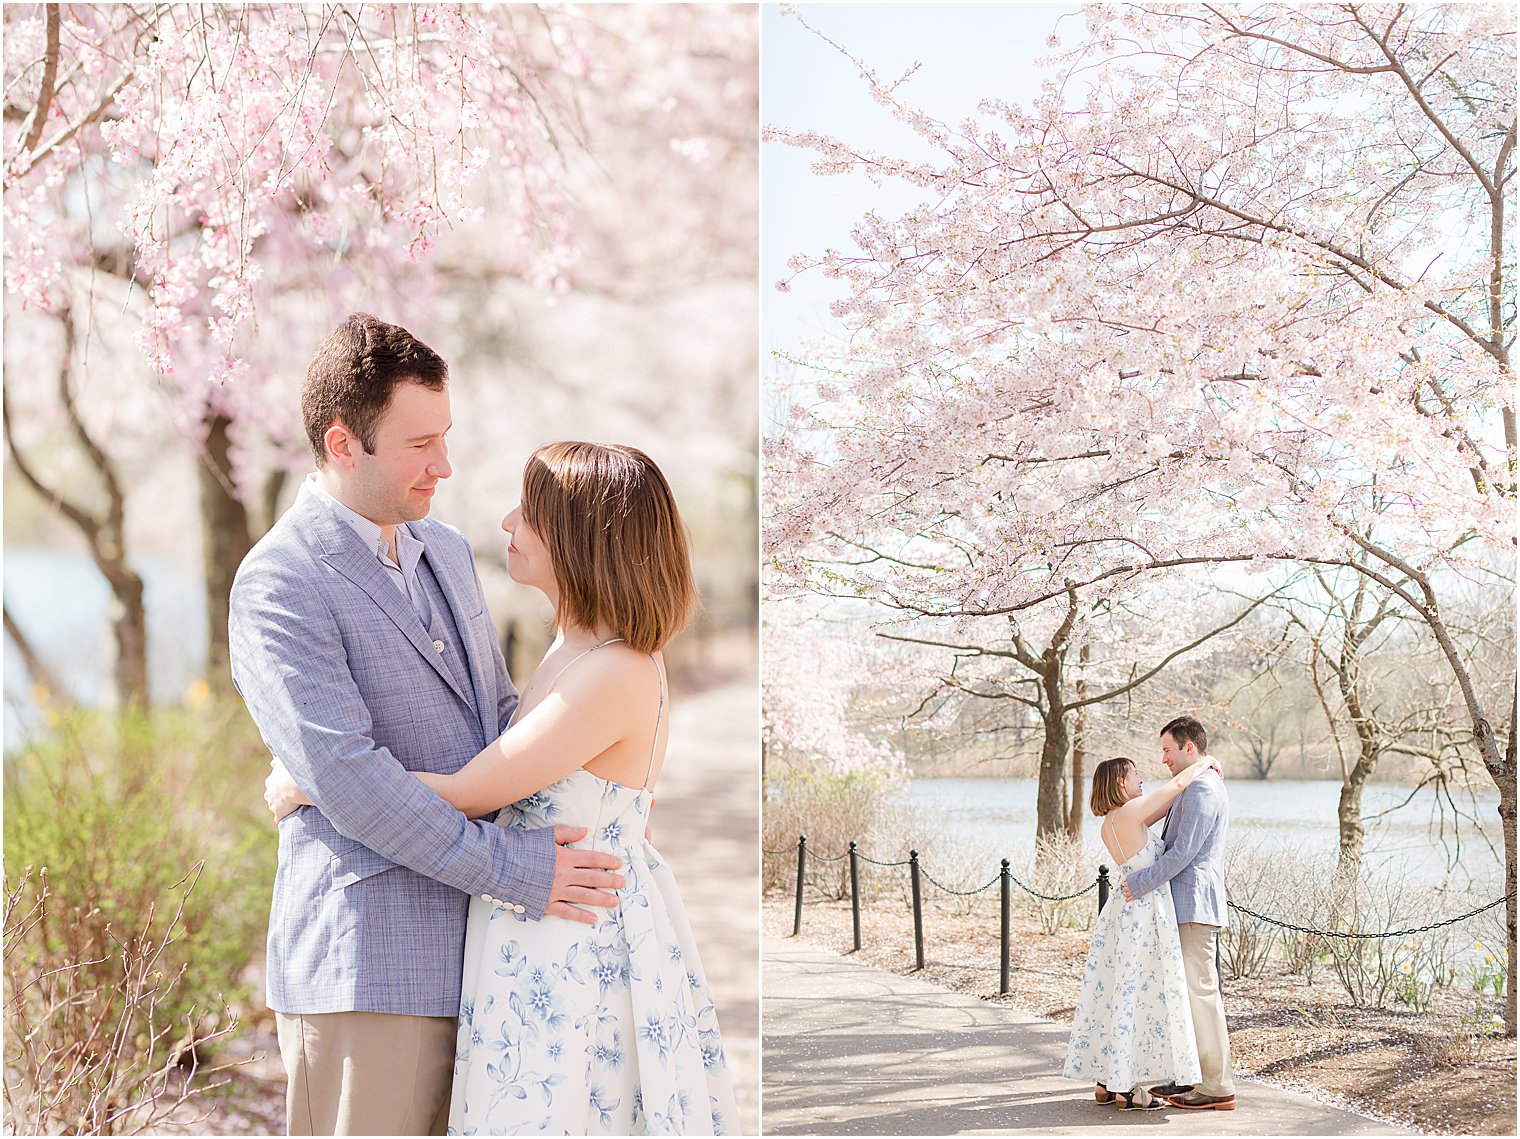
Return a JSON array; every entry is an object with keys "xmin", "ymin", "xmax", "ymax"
[
  {"xmin": 553, "ymin": 641, "xmax": 662, "ymax": 700},
  {"xmin": 1108, "ymin": 798, "xmax": 1151, "ymax": 824}
]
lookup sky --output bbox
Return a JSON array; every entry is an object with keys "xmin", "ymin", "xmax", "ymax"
[{"xmin": 761, "ymin": 2, "xmax": 1083, "ymax": 396}]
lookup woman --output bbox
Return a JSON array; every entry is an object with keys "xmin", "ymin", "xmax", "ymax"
[
  {"xmin": 270, "ymin": 441, "xmax": 737, "ymax": 1135},
  {"xmin": 1061, "ymin": 755, "xmax": 1214, "ymax": 1110}
]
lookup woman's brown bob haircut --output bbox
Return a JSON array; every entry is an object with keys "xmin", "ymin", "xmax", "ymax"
[
  {"xmin": 1089, "ymin": 757, "xmax": 1136, "ymax": 817},
  {"xmin": 521, "ymin": 441, "xmax": 697, "ymax": 654}
]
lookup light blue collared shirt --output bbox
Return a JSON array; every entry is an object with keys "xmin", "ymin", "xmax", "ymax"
[{"xmin": 303, "ymin": 475, "xmax": 432, "ymax": 626}]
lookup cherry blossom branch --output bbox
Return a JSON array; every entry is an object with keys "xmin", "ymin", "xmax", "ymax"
[
  {"xmin": 53, "ymin": 309, "xmax": 129, "ymax": 545},
  {"xmin": 1066, "ymin": 590, "xmax": 1279, "ymax": 711},
  {"xmin": 1349, "ymin": 6, "xmax": 1497, "ymax": 200},
  {"xmin": 14, "ymin": 3, "xmax": 59, "ymax": 158},
  {"xmin": 1, "ymin": 317, "xmax": 102, "ymax": 544}
]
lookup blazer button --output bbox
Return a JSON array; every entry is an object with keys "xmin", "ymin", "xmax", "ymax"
[{"xmin": 433, "ymin": 639, "xmax": 446, "ymax": 652}]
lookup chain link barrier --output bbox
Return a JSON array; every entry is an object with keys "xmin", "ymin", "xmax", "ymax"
[
  {"xmin": 1228, "ymin": 891, "xmax": 1515, "ymax": 941},
  {"xmin": 776, "ymin": 835, "xmax": 1513, "ymax": 999},
  {"xmin": 918, "ymin": 867, "xmax": 1001, "ymax": 897},
  {"xmin": 777, "ymin": 839, "xmax": 1099, "ymax": 901},
  {"xmin": 776, "ymin": 837, "xmax": 1509, "ymax": 934},
  {"xmin": 1005, "ymin": 875, "xmax": 1100, "ymax": 903}
]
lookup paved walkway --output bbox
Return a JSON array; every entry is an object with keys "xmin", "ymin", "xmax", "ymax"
[
  {"xmin": 763, "ymin": 936, "xmax": 1409, "ymax": 1136},
  {"xmin": 658, "ymin": 676, "xmax": 760, "ymax": 1135}
]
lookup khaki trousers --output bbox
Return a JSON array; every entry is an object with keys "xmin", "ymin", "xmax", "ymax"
[
  {"xmin": 1177, "ymin": 923, "xmax": 1236, "ymax": 1096},
  {"xmin": 275, "ymin": 1011, "xmax": 456, "ymax": 1136}
]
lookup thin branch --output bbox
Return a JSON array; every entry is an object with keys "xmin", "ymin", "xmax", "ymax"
[{"xmin": 14, "ymin": 4, "xmax": 60, "ymax": 158}]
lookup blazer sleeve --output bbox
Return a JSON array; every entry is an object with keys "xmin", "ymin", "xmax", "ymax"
[
  {"xmin": 230, "ymin": 557, "xmax": 555, "ymax": 918},
  {"xmin": 1124, "ymin": 778, "xmax": 1221, "ymax": 901}
]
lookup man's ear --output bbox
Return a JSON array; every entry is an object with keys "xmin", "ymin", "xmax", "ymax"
[{"xmin": 324, "ymin": 422, "xmax": 359, "ymax": 469}]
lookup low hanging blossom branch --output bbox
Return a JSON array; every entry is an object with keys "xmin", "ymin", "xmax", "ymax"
[{"xmin": 4, "ymin": 4, "xmax": 591, "ymax": 382}]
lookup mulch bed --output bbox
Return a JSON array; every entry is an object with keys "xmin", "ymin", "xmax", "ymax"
[{"xmin": 764, "ymin": 894, "xmax": 1516, "ymax": 1136}]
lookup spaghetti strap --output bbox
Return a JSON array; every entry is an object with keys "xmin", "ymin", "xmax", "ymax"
[
  {"xmin": 505, "ymin": 637, "xmax": 624, "ymax": 729},
  {"xmin": 507, "ymin": 639, "xmax": 664, "ymax": 790},
  {"xmin": 1102, "ymin": 813, "xmax": 1132, "ymax": 866},
  {"xmin": 563, "ymin": 637, "xmax": 625, "ymax": 672},
  {"xmin": 641, "ymin": 655, "xmax": 666, "ymax": 791}
]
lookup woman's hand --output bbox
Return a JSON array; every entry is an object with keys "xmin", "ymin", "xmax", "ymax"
[{"xmin": 265, "ymin": 758, "xmax": 314, "ymax": 821}]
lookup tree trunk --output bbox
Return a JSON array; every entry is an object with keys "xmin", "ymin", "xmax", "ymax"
[
  {"xmin": 261, "ymin": 468, "xmax": 290, "ymax": 535},
  {"xmin": 199, "ymin": 409, "xmax": 253, "ymax": 697},
  {"xmin": 1035, "ymin": 710, "xmax": 1070, "ymax": 843},
  {"xmin": 1065, "ymin": 642, "xmax": 1089, "ymax": 839},
  {"xmin": 1501, "ymin": 699, "xmax": 1517, "ymax": 1037},
  {"xmin": 1335, "ymin": 746, "xmax": 1374, "ymax": 879},
  {"xmin": 1413, "ymin": 612, "xmax": 1515, "ymax": 1036},
  {"xmin": 1066, "ymin": 704, "xmax": 1086, "ymax": 839},
  {"xmin": 2, "ymin": 306, "xmax": 150, "ymax": 711},
  {"xmin": 1500, "ymin": 770, "xmax": 1516, "ymax": 1036},
  {"xmin": 1331, "ymin": 613, "xmax": 1380, "ymax": 877},
  {"xmin": 100, "ymin": 560, "xmax": 150, "ymax": 709}
]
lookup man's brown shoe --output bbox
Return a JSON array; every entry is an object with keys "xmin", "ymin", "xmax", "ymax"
[
  {"xmin": 1148, "ymin": 1082, "xmax": 1194, "ymax": 1098},
  {"xmin": 1169, "ymin": 1091, "xmax": 1236, "ymax": 1110}
]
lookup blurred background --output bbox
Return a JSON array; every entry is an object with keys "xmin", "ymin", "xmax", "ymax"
[{"xmin": 3, "ymin": 4, "xmax": 758, "ymax": 1132}]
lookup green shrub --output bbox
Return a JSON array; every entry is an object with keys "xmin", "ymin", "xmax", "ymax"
[{"xmin": 3, "ymin": 701, "xmax": 274, "ymax": 1132}]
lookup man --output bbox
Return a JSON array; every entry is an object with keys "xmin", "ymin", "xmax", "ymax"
[
  {"xmin": 229, "ymin": 313, "xmax": 625, "ymax": 1136},
  {"xmin": 1122, "ymin": 714, "xmax": 1236, "ymax": 1110}
]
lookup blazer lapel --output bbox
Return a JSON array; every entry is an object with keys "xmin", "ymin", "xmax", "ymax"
[
  {"xmin": 1161, "ymin": 799, "xmax": 1180, "ymax": 844},
  {"xmin": 304, "ymin": 494, "xmax": 468, "ymax": 702},
  {"xmin": 421, "ymin": 541, "xmax": 496, "ymax": 742}
]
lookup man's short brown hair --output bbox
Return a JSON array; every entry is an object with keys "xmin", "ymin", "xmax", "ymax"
[
  {"xmin": 1160, "ymin": 714, "xmax": 1208, "ymax": 755},
  {"xmin": 301, "ymin": 313, "xmax": 448, "ymax": 465},
  {"xmin": 521, "ymin": 442, "xmax": 697, "ymax": 654}
]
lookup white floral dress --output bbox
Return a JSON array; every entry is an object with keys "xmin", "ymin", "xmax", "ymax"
[
  {"xmin": 1062, "ymin": 830, "xmax": 1201, "ymax": 1093},
  {"xmin": 448, "ymin": 642, "xmax": 737, "ymax": 1135}
]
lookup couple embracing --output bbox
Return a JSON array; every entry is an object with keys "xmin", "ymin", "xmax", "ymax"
[
  {"xmin": 1062, "ymin": 716, "xmax": 1237, "ymax": 1112},
  {"xmin": 229, "ymin": 314, "xmax": 737, "ymax": 1135}
]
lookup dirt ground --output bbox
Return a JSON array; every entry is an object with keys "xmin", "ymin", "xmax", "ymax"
[{"xmin": 763, "ymin": 894, "xmax": 1516, "ymax": 1137}]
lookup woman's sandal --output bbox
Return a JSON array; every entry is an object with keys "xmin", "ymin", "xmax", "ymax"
[
  {"xmin": 1094, "ymin": 1083, "xmax": 1115, "ymax": 1105},
  {"xmin": 1115, "ymin": 1088, "xmax": 1165, "ymax": 1111}
]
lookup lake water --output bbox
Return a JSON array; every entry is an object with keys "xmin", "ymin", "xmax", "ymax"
[
  {"xmin": 3, "ymin": 547, "xmax": 208, "ymax": 751},
  {"xmin": 902, "ymin": 776, "xmax": 1506, "ymax": 894}
]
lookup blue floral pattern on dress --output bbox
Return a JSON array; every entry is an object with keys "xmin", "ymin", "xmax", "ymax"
[
  {"xmin": 1063, "ymin": 831, "xmax": 1202, "ymax": 1093},
  {"xmin": 449, "ymin": 770, "xmax": 737, "ymax": 1135}
]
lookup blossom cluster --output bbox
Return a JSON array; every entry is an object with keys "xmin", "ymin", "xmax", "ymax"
[
  {"xmin": 3, "ymin": 4, "xmax": 756, "ymax": 507},
  {"xmin": 765, "ymin": 4, "xmax": 1515, "ymax": 628}
]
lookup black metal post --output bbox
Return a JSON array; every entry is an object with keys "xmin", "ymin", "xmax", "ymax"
[
  {"xmin": 910, "ymin": 849, "xmax": 925, "ymax": 970},
  {"xmin": 1000, "ymin": 858, "xmax": 1012, "ymax": 996},
  {"xmin": 849, "ymin": 840, "xmax": 862, "ymax": 952},
  {"xmin": 792, "ymin": 835, "xmax": 807, "ymax": 936},
  {"xmin": 1097, "ymin": 864, "xmax": 1110, "ymax": 916}
]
